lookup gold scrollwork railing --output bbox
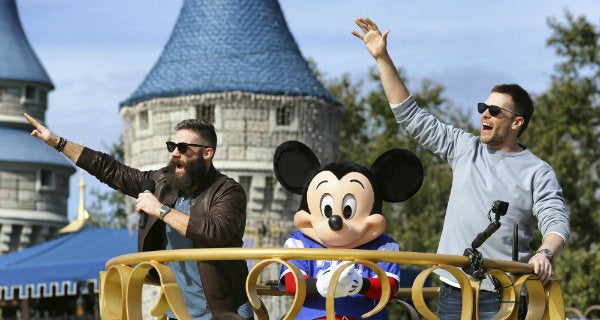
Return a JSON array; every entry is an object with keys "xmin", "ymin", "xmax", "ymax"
[{"xmin": 99, "ymin": 248, "xmax": 565, "ymax": 320}]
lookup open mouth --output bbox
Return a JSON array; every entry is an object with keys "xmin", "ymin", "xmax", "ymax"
[
  {"xmin": 482, "ymin": 122, "xmax": 493, "ymax": 132},
  {"xmin": 171, "ymin": 159, "xmax": 185, "ymax": 174}
]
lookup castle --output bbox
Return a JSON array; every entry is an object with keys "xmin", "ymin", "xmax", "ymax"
[
  {"xmin": 0, "ymin": 0, "xmax": 76, "ymax": 256},
  {"xmin": 1, "ymin": 0, "xmax": 340, "ymax": 317},
  {"xmin": 119, "ymin": 0, "xmax": 341, "ymax": 248}
]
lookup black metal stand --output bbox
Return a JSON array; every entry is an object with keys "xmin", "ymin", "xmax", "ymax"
[
  {"xmin": 463, "ymin": 247, "xmax": 486, "ymax": 279},
  {"xmin": 462, "ymin": 200, "xmax": 509, "ymax": 279}
]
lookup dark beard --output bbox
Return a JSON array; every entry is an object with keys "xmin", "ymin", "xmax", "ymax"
[{"xmin": 166, "ymin": 157, "xmax": 208, "ymax": 193}]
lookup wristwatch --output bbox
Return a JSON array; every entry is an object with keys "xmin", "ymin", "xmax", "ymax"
[
  {"xmin": 159, "ymin": 205, "xmax": 171, "ymax": 220},
  {"xmin": 535, "ymin": 248, "xmax": 554, "ymax": 262}
]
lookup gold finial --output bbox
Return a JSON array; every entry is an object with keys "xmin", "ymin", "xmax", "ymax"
[{"xmin": 59, "ymin": 169, "xmax": 90, "ymax": 233}]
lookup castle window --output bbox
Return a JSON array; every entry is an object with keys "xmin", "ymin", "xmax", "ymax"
[
  {"xmin": 326, "ymin": 112, "xmax": 333, "ymax": 133},
  {"xmin": 262, "ymin": 176, "xmax": 274, "ymax": 212},
  {"xmin": 196, "ymin": 104, "xmax": 215, "ymax": 123},
  {"xmin": 0, "ymin": 86, "xmax": 6, "ymax": 102},
  {"xmin": 25, "ymin": 85, "xmax": 36, "ymax": 101},
  {"xmin": 40, "ymin": 169, "xmax": 55, "ymax": 189},
  {"xmin": 138, "ymin": 110, "xmax": 149, "ymax": 130},
  {"xmin": 9, "ymin": 224, "xmax": 23, "ymax": 252},
  {"xmin": 239, "ymin": 176, "xmax": 252, "ymax": 200},
  {"xmin": 276, "ymin": 105, "xmax": 293, "ymax": 126}
]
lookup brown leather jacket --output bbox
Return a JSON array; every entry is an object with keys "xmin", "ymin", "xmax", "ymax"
[{"xmin": 76, "ymin": 147, "xmax": 249, "ymax": 317}]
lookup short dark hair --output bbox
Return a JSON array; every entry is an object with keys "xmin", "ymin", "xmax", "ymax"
[
  {"xmin": 175, "ymin": 119, "xmax": 217, "ymax": 149},
  {"xmin": 491, "ymin": 84, "xmax": 533, "ymax": 137}
]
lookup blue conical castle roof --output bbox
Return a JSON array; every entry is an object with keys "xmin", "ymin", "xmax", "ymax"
[
  {"xmin": 0, "ymin": 0, "xmax": 53, "ymax": 87},
  {"xmin": 0, "ymin": 126, "xmax": 75, "ymax": 167},
  {"xmin": 0, "ymin": 1, "xmax": 70, "ymax": 168},
  {"xmin": 121, "ymin": 0, "xmax": 335, "ymax": 107}
]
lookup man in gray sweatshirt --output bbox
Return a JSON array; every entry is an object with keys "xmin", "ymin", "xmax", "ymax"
[{"xmin": 352, "ymin": 18, "xmax": 570, "ymax": 320}]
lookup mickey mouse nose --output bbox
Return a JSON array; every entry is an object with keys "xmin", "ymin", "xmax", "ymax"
[{"xmin": 328, "ymin": 215, "xmax": 343, "ymax": 231}]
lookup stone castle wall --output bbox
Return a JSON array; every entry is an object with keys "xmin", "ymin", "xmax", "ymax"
[
  {"xmin": 120, "ymin": 91, "xmax": 340, "ymax": 241},
  {"xmin": 0, "ymin": 81, "xmax": 70, "ymax": 255}
]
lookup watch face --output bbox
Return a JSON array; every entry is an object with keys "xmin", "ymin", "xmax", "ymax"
[
  {"xmin": 159, "ymin": 205, "xmax": 171, "ymax": 220},
  {"xmin": 538, "ymin": 249, "xmax": 553, "ymax": 259}
]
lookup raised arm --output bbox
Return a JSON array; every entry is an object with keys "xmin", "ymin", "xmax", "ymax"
[
  {"xmin": 24, "ymin": 113, "xmax": 84, "ymax": 163},
  {"xmin": 352, "ymin": 17, "xmax": 410, "ymax": 104}
]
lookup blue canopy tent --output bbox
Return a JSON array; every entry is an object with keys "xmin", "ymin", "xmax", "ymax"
[{"xmin": 0, "ymin": 227, "xmax": 137, "ymax": 301}]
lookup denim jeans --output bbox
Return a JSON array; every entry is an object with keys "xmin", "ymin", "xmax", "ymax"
[{"xmin": 437, "ymin": 282, "xmax": 500, "ymax": 320}]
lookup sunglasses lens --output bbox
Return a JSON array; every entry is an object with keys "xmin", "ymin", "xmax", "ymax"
[
  {"xmin": 166, "ymin": 142, "xmax": 176, "ymax": 152},
  {"xmin": 477, "ymin": 103, "xmax": 486, "ymax": 114},
  {"xmin": 477, "ymin": 103, "xmax": 501, "ymax": 116},
  {"xmin": 166, "ymin": 142, "xmax": 205, "ymax": 153},
  {"xmin": 488, "ymin": 105, "xmax": 500, "ymax": 116},
  {"xmin": 177, "ymin": 143, "xmax": 187, "ymax": 153}
]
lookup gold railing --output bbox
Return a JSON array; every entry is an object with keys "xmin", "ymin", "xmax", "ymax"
[{"xmin": 99, "ymin": 248, "xmax": 565, "ymax": 320}]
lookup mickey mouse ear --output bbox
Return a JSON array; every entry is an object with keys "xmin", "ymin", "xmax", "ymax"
[
  {"xmin": 371, "ymin": 149, "xmax": 424, "ymax": 202},
  {"xmin": 273, "ymin": 140, "xmax": 320, "ymax": 195}
]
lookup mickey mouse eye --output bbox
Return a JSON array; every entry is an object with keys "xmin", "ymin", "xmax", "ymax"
[
  {"xmin": 320, "ymin": 194, "xmax": 334, "ymax": 218},
  {"xmin": 342, "ymin": 194, "xmax": 357, "ymax": 219}
]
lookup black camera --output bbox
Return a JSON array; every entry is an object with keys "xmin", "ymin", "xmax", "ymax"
[{"xmin": 491, "ymin": 200, "xmax": 509, "ymax": 216}]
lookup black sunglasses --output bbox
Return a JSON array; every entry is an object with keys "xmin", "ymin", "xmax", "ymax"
[
  {"xmin": 477, "ymin": 103, "xmax": 521, "ymax": 117},
  {"xmin": 166, "ymin": 141, "xmax": 210, "ymax": 153}
]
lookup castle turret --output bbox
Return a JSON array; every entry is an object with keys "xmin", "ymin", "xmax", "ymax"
[
  {"xmin": 119, "ymin": 0, "xmax": 341, "ymax": 247},
  {"xmin": 0, "ymin": 0, "xmax": 76, "ymax": 254}
]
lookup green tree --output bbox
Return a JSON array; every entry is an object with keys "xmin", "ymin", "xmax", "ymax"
[
  {"xmin": 309, "ymin": 58, "xmax": 371, "ymax": 163},
  {"xmin": 86, "ymin": 137, "xmax": 129, "ymax": 228},
  {"xmin": 521, "ymin": 12, "xmax": 600, "ymax": 310},
  {"xmin": 329, "ymin": 73, "xmax": 371, "ymax": 162},
  {"xmin": 317, "ymin": 11, "xmax": 600, "ymax": 313}
]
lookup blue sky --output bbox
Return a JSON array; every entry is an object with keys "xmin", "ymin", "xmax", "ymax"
[{"xmin": 15, "ymin": 0, "xmax": 600, "ymax": 220}]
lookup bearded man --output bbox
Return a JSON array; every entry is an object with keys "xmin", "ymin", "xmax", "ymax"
[{"xmin": 25, "ymin": 115, "xmax": 251, "ymax": 320}]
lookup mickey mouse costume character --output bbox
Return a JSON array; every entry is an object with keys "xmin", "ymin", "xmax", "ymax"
[{"xmin": 273, "ymin": 140, "xmax": 424, "ymax": 320}]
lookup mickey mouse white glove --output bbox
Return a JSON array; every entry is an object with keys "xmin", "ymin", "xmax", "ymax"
[
  {"xmin": 316, "ymin": 264, "xmax": 363, "ymax": 298},
  {"xmin": 335, "ymin": 264, "xmax": 363, "ymax": 297},
  {"xmin": 316, "ymin": 264, "xmax": 338, "ymax": 297}
]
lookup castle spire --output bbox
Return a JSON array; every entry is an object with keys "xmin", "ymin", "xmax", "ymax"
[
  {"xmin": 0, "ymin": 0, "xmax": 53, "ymax": 87},
  {"xmin": 59, "ymin": 169, "xmax": 90, "ymax": 234},
  {"xmin": 121, "ymin": 0, "xmax": 335, "ymax": 107}
]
